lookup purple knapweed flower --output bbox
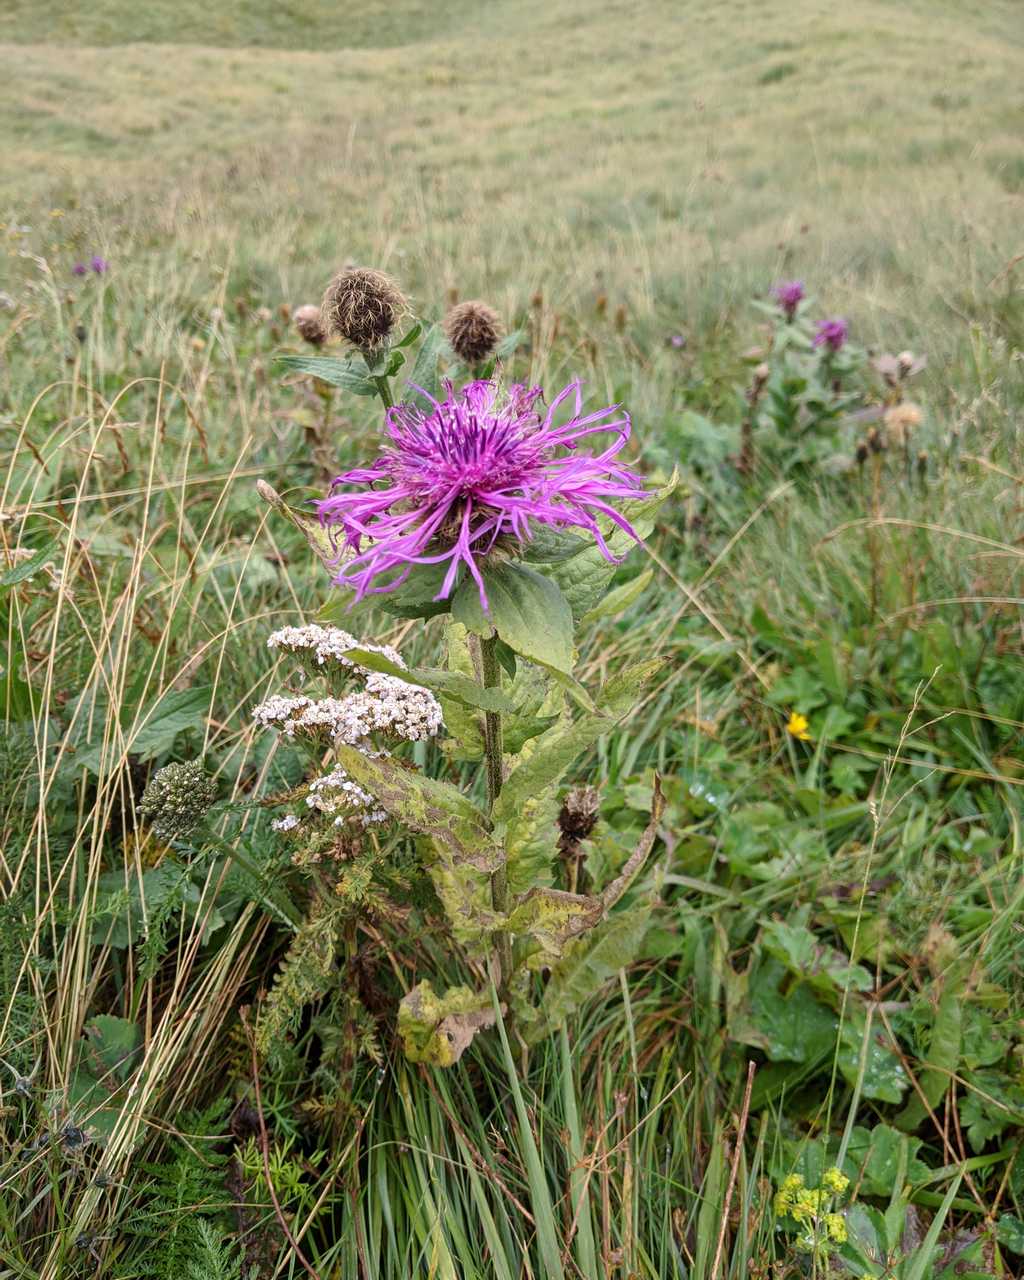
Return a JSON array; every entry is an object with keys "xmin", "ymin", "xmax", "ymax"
[
  {"xmin": 814, "ymin": 317, "xmax": 848, "ymax": 352},
  {"xmin": 71, "ymin": 262, "xmax": 88, "ymax": 277},
  {"xmin": 317, "ymin": 378, "xmax": 644, "ymax": 611},
  {"xmin": 90, "ymin": 255, "xmax": 108, "ymax": 275},
  {"xmin": 669, "ymin": 334, "xmax": 686, "ymax": 349},
  {"xmin": 773, "ymin": 280, "xmax": 805, "ymax": 320}
]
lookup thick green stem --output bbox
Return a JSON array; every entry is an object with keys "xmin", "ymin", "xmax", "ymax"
[
  {"xmin": 374, "ymin": 375, "xmax": 394, "ymax": 409},
  {"xmin": 479, "ymin": 633, "xmax": 512, "ymax": 987}
]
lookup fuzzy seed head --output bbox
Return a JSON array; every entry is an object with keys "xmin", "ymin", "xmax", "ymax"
[
  {"xmin": 294, "ymin": 304, "xmax": 325, "ymax": 346},
  {"xmin": 321, "ymin": 266, "xmax": 406, "ymax": 351},
  {"xmin": 140, "ymin": 761, "xmax": 217, "ymax": 840},
  {"xmin": 883, "ymin": 401, "xmax": 923, "ymax": 447},
  {"xmin": 444, "ymin": 300, "xmax": 503, "ymax": 365}
]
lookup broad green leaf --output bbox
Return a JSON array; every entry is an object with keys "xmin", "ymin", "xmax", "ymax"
[
  {"xmin": 762, "ymin": 917, "xmax": 874, "ymax": 996},
  {"xmin": 508, "ymin": 887, "xmax": 603, "ymax": 970},
  {"xmin": 75, "ymin": 686, "xmax": 210, "ymax": 773},
  {"xmin": 541, "ymin": 472, "xmax": 678, "ymax": 621},
  {"xmin": 453, "ymin": 562, "xmax": 575, "ymax": 676},
  {"xmin": 598, "ymin": 657, "xmax": 667, "ymax": 717},
  {"xmin": 83, "ymin": 1015, "xmax": 143, "ymax": 1084},
  {"xmin": 398, "ymin": 981, "xmax": 496, "ymax": 1067},
  {"xmin": 376, "ymin": 559, "xmax": 452, "ymax": 620},
  {"xmin": 437, "ymin": 621, "xmax": 485, "ymax": 761},
  {"xmin": 256, "ymin": 478, "xmax": 340, "ymax": 572},
  {"xmin": 275, "ymin": 353, "xmax": 379, "ymax": 395},
  {"xmin": 527, "ymin": 901, "xmax": 650, "ymax": 1043}
]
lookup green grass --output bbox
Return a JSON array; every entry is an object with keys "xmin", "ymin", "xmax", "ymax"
[{"xmin": 2, "ymin": 1, "xmax": 1024, "ymax": 1276}]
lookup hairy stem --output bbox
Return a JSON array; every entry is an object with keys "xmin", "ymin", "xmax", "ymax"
[
  {"xmin": 374, "ymin": 375, "xmax": 394, "ymax": 409},
  {"xmin": 479, "ymin": 633, "xmax": 512, "ymax": 987}
]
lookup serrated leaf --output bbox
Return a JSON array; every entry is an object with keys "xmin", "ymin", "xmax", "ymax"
[
  {"xmin": 541, "ymin": 473, "xmax": 678, "ymax": 621},
  {"xmin": 598, "ymin": 658, "xmax": 667, "ymax": 717},
  {"xmin": 335, "ymin": 744, "xmax": 498, "ymax": 868},
  {"xmin": 453, "ymin": 562, "xmax": 575, "ymax": 675},
  {"xmin": 275, "ymin": 354, "xmax": 379, "ymax": 395},
  {"xmin": 493, "ymin": 709, "xmax": 613, "ymax": 893},
  {"xmin": 527, "ymin": 902, "xmax": 651, "ymax": 1043},
  {"xmin": 75, "ymin": 686, "xmax": 210, "ymax": 773}
]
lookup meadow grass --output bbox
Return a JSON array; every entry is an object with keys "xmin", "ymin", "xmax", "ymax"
[{"xmin": 1, "ymin": 2, "xmax": 1024, "ymax": 1276}]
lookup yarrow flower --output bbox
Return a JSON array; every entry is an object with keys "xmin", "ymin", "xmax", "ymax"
[
  {"xmin": 773, "ymin": 279, "xmax": 805, "ymax": 319},
  {"xmin": 317, "ymin": 378, "xmax": 644, "ymax": 611},
  {"xmin": 814, "ymin": 317, "xmax": 848, "ymax": 352}
]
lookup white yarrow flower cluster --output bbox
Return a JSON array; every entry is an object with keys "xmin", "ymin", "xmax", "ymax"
[
  {"xmin": 267, "ymin": 623, "xmax": 404, "ymax": 673},
  {"xmin": 254, "ymin": 624, "xmax": 443, "ymax": 837}
]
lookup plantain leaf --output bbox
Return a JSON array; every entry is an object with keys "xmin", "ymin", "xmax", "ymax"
[{"xmin": 527, "ymin": 901, "xmax": 651, "ymax": 1043}]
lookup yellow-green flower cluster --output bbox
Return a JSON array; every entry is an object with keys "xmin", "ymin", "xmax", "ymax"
[{"xmin": 774, "ymin": 1167, "xmax": 849, "ymax": 1252}]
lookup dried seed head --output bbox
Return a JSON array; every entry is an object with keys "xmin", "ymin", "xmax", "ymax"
[
  {"xmin": 446, "ymin": 285, "xmax": 459, "ymax": 306},
  {"xmin": 140, "ymin": 761, "xmax": 217, "ymax": 841},
  {"xmin": 595, "ymin": 292, "xmax": 608, "ymax": 316},
  {"xmin": 531, "ymin": 290, "xmax": 544, "ymax": 309},
  {"xmin": 883, "ymin": 401, "xmax": 923, "ymax": 447},
  {"xmin": 614, "ymin": 304, "xmax": 627, "ymax": 332},
  {"xmin": 321, "ymin": 266, "xmax": 406, "ymax": 351},
  {"xmin": 867, "ymin": 426, "xmax": 885, "ymax": 454},
  {"xmin": 293, "ymin": 303, "xmax": 326, "ymax": 346},
  {"xmin": 917, "ymin": 449, "xmax": 929, "ymax": 474},
  {"xmin": 443, "ymin": 300, "xmax": 503, "ymax": 365},
  {"xmin": 558, "ymin": 785, "xmax": 601, "ymax": 847},
  {"xmin": 855, "ymin": 440, "xmax": 870, "ymax": 465}
]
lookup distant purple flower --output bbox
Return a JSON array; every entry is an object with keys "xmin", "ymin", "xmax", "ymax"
[
  {"xmin": 814, "ymin": 317, "xmax": 848, "ymax": 352},
  {"xmin": 669, "ymin": 334, "xmax": 686, "ymax": 349},
  {"xmin": 773, "ymin": 280, "xmax": 805, "ymax": 320},
  {"xmin": 90, "ymin": 255, "xmax": 108, "ymax": 275},
  {"xmin": 317, "ymin": 378, "xmax": 643, "ymax": 611},
  {"xmin": 71, "ymin": 263, "xmax": 88, "ymax": 277}
]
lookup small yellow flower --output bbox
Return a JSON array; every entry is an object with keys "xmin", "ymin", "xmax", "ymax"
[
  {"xmin": 49, "ymin": 208, "xmax": 65, "ymax": 218},
  {"xmin": 822, "ymin": 1166, "xmax": 849, "ymax": 1195},
  {"xmin": 786, "ymin": 711, "xmax": 812, "ymax": 741},
  {"xmin": 825, "ymin": 1213, "xmax": 847, "ymax": 1243},
  {"xmin": 792, "ymin": 1188, "xmax": 827, "ymax": 1222}
]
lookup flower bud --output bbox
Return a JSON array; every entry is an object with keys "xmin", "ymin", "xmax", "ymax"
[
  {"xmin": 321, "ymin": 266, "xmax": 406, "ymax": 352},
  {"xmin": 444, "ymin": 300, "xmax": 503, "ymax": 364},
  {"xmin": 140, "ymin": 761, "xmax": 217, "ymax": 840},
  {"xmin": 293, "ymin": 303, "xmax": 326, "ymax": 346}
]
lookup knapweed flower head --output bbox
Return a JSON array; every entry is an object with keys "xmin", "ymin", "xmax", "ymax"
[
  {"xmin": 321, "ymin": 266, "xmax": 406, "ymax": 351},
  {"xmin": 773, "ymin": 279, "xmax": 805, "ymax": 319},
  {"xmin": 883, "ymin": 401, "xmax": 923, "ymax": 447},
  {"xmin": 814, "ymin": 317, "xmax": 848, "ymax": 352},
  {"xmin": 90, "ymin": 255, "xmax": 108, "ymax": 275},
  {"xmin": 317, "ymin": 378, "xmax": 643, "ymax": 611},
  {"xmin": 444, "ymin": 300, "xmax": 503, "ymax": 365},
  {"xmin": 72, "ymin": 262, "xmax": 88, "ymax": 277},
  {"xmin": 140, "ymin": 760, "xmax": 217, "ymax": 840}
]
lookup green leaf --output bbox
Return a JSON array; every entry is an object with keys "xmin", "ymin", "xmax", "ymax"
[
  {"xmin": 540, "ymin": 473, "xmax": 678, "ymax": 622},
  {"xmin": 493, "ymin": 709, "xmax": 613, "ymax": 894},
  {"xmin": 898, "ymin": 967, "xmax": 965, "ymax": 1129},
  {"xmin": 395, "ymin": 321, "xmax": 423, "ymax": 348},
  {"xmin": 275, "ymin": 353, "xmax": 379, "ymax": 395},
  {"xmin": 0, "ymin": 539, "xmax": 60, "ymax": 587},
  {"xmin": 598, "ymin": 657, "xmax": 667, "ymax": 717},
  {"xmin": 75, "ymin": 686, "xmax": 210, "ymax": 773},
  {"xmin": 376, "ymin": 560, "xmax": 452, "ymax": 620},
  {"xmin": 997, "ymin": 1214, "xmax": 1024, "ymax": 1256},
  {"xmin": 453, "ymin": 562, "xmax": 575, "ymax": 676},
  {"xmin": 527, "ymin": 901, "xmax": 650, "ymax": 1043},
  {"xmin": 83, "ymin": 1015, "xmax": 143, "ymax": 1084},
  {"xmin": 407, "ymin": 323, "xmax": 446, "ymax": 407},
  {"xmin": 580, "ymin": 566, "xmax": 653, "ymax": 624}
]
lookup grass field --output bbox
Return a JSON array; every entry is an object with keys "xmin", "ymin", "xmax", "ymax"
[{"xmin": 2, "ymin": 2, "xmax": 1024, "ymax": 1277}]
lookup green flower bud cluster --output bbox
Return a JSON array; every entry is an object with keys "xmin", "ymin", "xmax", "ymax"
[{"xmin": 140, "ymin": 761, "xmax": 217, "ymax": 841}]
